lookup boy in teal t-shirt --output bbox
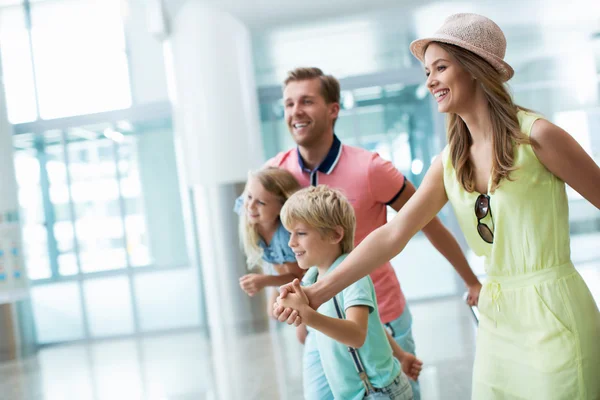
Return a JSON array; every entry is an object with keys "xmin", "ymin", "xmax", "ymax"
[{"xmin": 277, "ymin": 185, "xmax": 419, "ymax": 400}]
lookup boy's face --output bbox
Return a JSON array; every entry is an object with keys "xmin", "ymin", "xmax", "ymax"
[{"xmin": 287, "ymin": 221, "xmax": 338, "ymax": 269}]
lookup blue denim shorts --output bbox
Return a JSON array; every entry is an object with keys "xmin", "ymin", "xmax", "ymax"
[{"xmin": 364, "ymin": 374, "xmax": 413, "ymax": 400}]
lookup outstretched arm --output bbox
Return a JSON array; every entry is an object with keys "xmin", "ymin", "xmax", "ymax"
[
  {"xmin": 292, "ymin": 157, "xmax": 449, "ymax": 310},
  {"xmin": 240, "ymin": 262, "xmax": 304, "ymax": 296}
]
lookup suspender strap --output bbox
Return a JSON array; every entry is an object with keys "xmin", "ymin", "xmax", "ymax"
[{"xmin": 332, "ymin": 296, "xmax": 375, "ymax": 394}]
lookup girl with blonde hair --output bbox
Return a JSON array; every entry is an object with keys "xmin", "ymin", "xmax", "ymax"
[{"xmin": 238, "ymin": 167, "xmax": 304, "ymax": 317}]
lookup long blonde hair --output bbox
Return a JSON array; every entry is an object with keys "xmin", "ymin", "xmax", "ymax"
[
  {"xmin": 436, "ymin": 42, "xmax": 530, "ymax": 192},
  {"xmin": 239, "ymin": 167, "xmax": 301, "ymax": 268}
]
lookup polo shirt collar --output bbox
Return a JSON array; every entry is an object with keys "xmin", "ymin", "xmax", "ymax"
[{"xmin": 297, "ymin": 134, "xmax": 342, "ymax": 175}]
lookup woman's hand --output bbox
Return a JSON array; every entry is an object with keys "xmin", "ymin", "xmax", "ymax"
[{"xmin": 466, "ymin": 281, "xmax": 482, "ymax": 306}]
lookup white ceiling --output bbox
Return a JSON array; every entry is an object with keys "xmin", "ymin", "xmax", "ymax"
[
  {"xmin": 170, "ymin": 0, "xmax": 599, "ymax": 76},
  {"xmin": 167, "ymin": 0, "xmax": 600, "ymax": 32}
]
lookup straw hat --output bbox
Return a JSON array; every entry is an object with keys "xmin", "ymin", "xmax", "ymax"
[{"xmin": 410, "ymin": 13, "xmax": 514, "ymax": 81}]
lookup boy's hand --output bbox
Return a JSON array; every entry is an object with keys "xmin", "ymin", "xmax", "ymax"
[
  {"xmin": 273, "ymin": 302, "xmax": 303, "ymax": 326},
  {"xmin": 273, "ymin": 279, "xmax": 312, "ymax": 325},
  {"xmin": 399, "ymin": 352, "xmax": 423, "ymax": 381},
  {"xmin": 278, "ymin": 279, "xmax": 308, "ymax": 303},
  {"xmin": 239, "ymin": 273, "xmax": 265, "ymax": 296}
]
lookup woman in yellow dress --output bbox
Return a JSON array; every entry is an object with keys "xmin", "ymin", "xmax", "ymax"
[{"xmin": 274, "ymin": 13, "xmax": 600, "ymax": 399}]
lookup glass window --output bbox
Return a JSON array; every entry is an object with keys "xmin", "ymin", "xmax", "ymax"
[
  {"xmin": 31, "ymin": 282, "xmax": 85, "ymax": 343},
  {"xmin": 14, "ymin": 117, "xmax": 189, "ymax": 280},
  {"xmin": 133, "ymin": 124, "xmax": 188, "ymax": 269},
  {"xmin": 64, "ymin": 129, "xmax": 127, "ymax": 273},
  {"xmin": 0, "ymin": 4, "xmax": 38, "ymax": 123},
  {"xmin": 39, "ymin": 129, "xmax": 78, "ymax": 276},
  {"xmin": 135, "ymin": 268, "xmax": 201, "ymax": 331},
  {"xmin": 117, "ymin": 136, "xmax": 151, "ymax": 267},
  {"xmin": 83, "ymin": 276, "xmax": 135, "ymax": 337},
  {"xmin": 30, "ymin": 0, "xmax": 131, "ymax": 119},
  {"xmin": 13, "ymin": 133, "xmax": 51, "ymax": 279}
]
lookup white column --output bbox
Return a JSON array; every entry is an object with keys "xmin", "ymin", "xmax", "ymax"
[
  {"xmin": 165, "ymin": 4, "xmax": 272, "ymax": 398},
  {"xmin": 122, "ymin": 0, "xmax": 170, "ymax": 105},
  {"xmin": 168, "ymin": 3, "xmax": 263, "ymax": 186}
]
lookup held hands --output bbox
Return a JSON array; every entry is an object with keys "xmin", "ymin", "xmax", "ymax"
[
  {"xmin": 273, "ymin": 279, "xmax": 311, "ymax": 326},
  {"xmin": 466, "ymin": 281, "xmax": 482, "ymax": 306},
  {"xmin": 277, "ymin": 280, "xmax": 309, "ymax": 310},
  {"xmin": 239, "ymin": 273, "xmax": 266, "ymax": 297}
]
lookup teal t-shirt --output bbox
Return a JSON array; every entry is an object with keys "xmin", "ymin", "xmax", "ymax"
[{"xmin": 303, "ymin": 254, "xmax": 401, "ymax": 400}]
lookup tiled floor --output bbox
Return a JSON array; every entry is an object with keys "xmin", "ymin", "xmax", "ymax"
[
  {"xmin": 0, "ymin": 264, "xmax": 597, "ymax": 400},
  {"xmin": 0, "ymin": 295, "xmax": 479, "ymax": 400}
]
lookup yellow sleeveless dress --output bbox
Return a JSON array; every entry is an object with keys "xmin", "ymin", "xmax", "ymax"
[{"xmin": 442, "ymin": 110, "xmax": 600, "ymax": 399}]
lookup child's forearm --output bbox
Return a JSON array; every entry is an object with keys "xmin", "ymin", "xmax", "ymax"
[
  {"xmin": 261, "ymin": 274, "xmax": 299, "ymax": 287},
  {"xmin": 300, "ymin": 305, "xmax": 367, "ymax": 348},
  {"xmin": 385, "ymin": 329, "xmax": 406, "ymax": 361}
]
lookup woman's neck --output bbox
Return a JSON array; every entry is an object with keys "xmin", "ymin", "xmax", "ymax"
[{"xmin": 458, "ymin": 90, "xmax": 493, "ymax": 145}]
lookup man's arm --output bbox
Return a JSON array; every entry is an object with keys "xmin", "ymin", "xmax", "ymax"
[{"xmin": 388, "ymin": 179, "xmax": 481, "ymax": 298}]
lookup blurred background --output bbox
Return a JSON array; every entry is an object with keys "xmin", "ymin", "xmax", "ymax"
[{"xmin": 0, "ymin": 0, "xmax": 598, "ymax": 399}]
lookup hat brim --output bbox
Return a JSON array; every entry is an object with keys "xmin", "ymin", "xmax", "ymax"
[{"xmin": 409, "ymin": 34, "xmax": 514, "ymax": 82}]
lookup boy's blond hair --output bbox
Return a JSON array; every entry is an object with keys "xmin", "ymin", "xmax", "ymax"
[{"xmin": 280, "ymin": 185, "xmax": 355, "ymax": 254}]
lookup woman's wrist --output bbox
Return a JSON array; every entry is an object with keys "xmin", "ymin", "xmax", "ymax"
[
  {"xmin": 308, "ymin": 280, "xmax": 327, "ymax": 309},
  {"xmin": 467, "ymin": 278, "xmax": 481, "ymax": 288}
]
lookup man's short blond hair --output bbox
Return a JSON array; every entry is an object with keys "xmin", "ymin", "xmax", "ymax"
[{"xmin": 280, "ymin": 185, "xmax": 355, "ymax": 254}]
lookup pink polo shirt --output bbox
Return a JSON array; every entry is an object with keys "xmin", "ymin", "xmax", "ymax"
[{"xmin": 267, "ymin": 136, "xmax": 406, "ymax": 323}]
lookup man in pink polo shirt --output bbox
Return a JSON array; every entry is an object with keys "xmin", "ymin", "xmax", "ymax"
[{"xmin": 265, "ymin": 67, "xmax": 481, "ymax": 400}]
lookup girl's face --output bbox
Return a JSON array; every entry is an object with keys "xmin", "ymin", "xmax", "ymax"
[
  {"xmin": 245, "ymin": 177, "xmax": 283, "ymax": 227},
  {"xmin": 423, "ymin": 43, "xmax": 477, "ymax": 115}
]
